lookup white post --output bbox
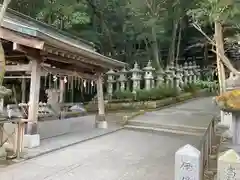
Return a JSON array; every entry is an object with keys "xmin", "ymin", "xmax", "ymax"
[
  {"xmin": 175, "ymin": 144, "xmax": 201, "ymax": 180},
  {"xmin": 218, "ymin": 149, "xmax": 240, "ymax": 180},
  {"xmin": 25, "ymin": 59, "xmax": 41, "ymax": 148},
  {"xmin": 95, "ymin": 75, "xmax": 107, "ymax": 129}
]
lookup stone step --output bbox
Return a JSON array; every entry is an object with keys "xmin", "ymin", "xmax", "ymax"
[
  {"xmin": 126, "ymin": 120, "xmax": 206, "ymax": 135},
  {"xmin": 124, "ymin": 125, "xmax": 203, "ymax": 136}
]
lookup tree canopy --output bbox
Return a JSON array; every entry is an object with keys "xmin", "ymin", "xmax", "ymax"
[{"xmin": 2, "ymin": 0, "xmax": 240, "ymax": 70}]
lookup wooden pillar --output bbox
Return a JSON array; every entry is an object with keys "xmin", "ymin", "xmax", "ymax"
[
  {"xmin": 27, "ymin": 59, "xmax": 41, "ymax": 134},
  {"xmin": 59, "ymin": 78, "xmax": 65, "ymax": 103},
  {"xmin": 95, "ymin": 75, "xmax": 107, "ymax": 128},
  {"xmin": 21, "ymin": 77, "xmax": 26, "ymax": 103}
]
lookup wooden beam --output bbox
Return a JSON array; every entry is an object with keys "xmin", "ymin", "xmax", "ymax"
[
  {"xmin": 40, "ymin": 52, "xmax": 102, "ymax": 71},
  {"xmin": 0, "ymin": 27, "xmax": 44, "ymax": 49},
  {"xmin": 43, "ymin": 45, "xmax": 113, "ymax": 69},
  {"xmin": 4, "ymin": 76, "xmax": 30, "ymax": 79},
  {"xmin": 41, "ymin": 66, "xmax": 96, "ymax": 80},
  {"xmin": 6, "ymin": 64, "xmax": 31, "ymax": 72}
]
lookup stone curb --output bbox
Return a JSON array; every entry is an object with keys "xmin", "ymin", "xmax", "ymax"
[{"xmin": 22, "ymin": 127, "xmax": 124, "ymax": 160}]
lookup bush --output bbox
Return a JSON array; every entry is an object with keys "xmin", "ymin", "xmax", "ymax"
[
  {"xmin": 195, "ymin": 80, "xmax": 219, "ymax": 93},
  {"xmin": 113, "ymin": 90, "xmax": 134, "ymax": 100},
  {"xmin": 112, "ymin": 85, "xmax": 180, "ymax": 102},
  {"xmin": 183, "ymin": 83, "xmax": 200, "ymax": 94},
  {"xmin": 135, "ymin": 86, "xmax": 179, "ymax": 101}
]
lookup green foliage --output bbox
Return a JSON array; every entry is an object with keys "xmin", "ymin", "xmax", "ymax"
[
  {"xmin": 183, "ymin": 83, "xmax": 200, "ymax": 94},
  {"xmin": 113, "ymin": 90, "xmax": 134, "ymax": 100},
  {"xmin": 195, "ymin": 80, "xmax": 219, "ymax": 92},
  {"xmin": 112, "ymin": 85, "xmax": 179, "ymax": 102}
]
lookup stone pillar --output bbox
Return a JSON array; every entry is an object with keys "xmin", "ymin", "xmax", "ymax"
[
  {"xmin": 25, "ymin": 59, "xmax": 41, "ymax": 148},
  {"xmin": 95, "ymin": 75, "xmax": 107, "ymax": 129},
  {"xmin": 218, "ymin": 149, "xmax": 240, "ymax": 180},
  {"xmin": 143, "ymin": 60, "xmax": 155, "ymax": 90},
  {"xmin": 175, "ymin": 144, "xmax": 201, "ymax": 180}
]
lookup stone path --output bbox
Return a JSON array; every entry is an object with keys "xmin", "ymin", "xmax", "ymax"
[
  {"xmin": 126, "ymin": 97, "xmax": 219, "ymax": 135},
  {"xmin": 0, "ymin": 97, "xmax": 218, "ymax": 180},
  {"xmin": 0, "ymin": 130, "xmax": 200, "ymax": 180}
]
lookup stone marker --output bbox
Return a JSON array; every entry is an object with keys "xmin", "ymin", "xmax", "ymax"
[
  {"xmin": 175, "ymin": 144, "xmax": 201, "ymax": 180},
  {"xmin": 218, "ymin": 149, "xmax": 240, "ymax": 180}
]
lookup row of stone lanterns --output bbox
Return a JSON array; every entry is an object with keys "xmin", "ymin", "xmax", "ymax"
[{"xmin": 106, "ymin": 60, "xmax": 202, "ymax": 98}]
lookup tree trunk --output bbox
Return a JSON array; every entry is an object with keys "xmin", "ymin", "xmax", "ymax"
[
  {"xmin": 151, "ymin": 26, "xmax": 161, "ymax": 70},
  {"xmin": 167, "ymin": 20, "xmax": 178, "ymax": 65},
  {"xmin": 175, "ymin": 20, "xmax": 182, "ymax": 64},
  {"xmin": 214, "ymin": 21, "xmax": 226, "ymax": 94}
]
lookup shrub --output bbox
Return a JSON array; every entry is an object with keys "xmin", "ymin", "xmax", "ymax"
[
  {"xmin": 157, "ymin": 85, "xmax": 179, "ymax": 98},
  {"xmin": 135, "ymin": 86, "xmax": 179, "ymax": 101},
  {"xmin": 183, "ymin": 83, "xmax": 200, "ymax": 94},
  {"xmin": 113, "ymin": 90, "xmax": 134, "ymax": 100}
]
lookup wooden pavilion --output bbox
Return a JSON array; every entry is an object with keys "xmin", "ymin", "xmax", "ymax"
[{"xmin": 0, "ymin": 7, "xmax": 126, "ymax": 149}]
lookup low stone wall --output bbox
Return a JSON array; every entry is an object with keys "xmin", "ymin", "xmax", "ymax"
[{"xmin": 86, "ymin": 89, "xmax": 213, "ymax": 112}]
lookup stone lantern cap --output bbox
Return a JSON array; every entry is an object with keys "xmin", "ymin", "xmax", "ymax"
[
  {"xmin": 143, "ymin": 60, "xmax": 155, "ymax": 71},
  {"xmin": 119, "ymin": 67, "xmax": 128, "ymax": 74},
  {"xmin": 106, "ymin": 69, "xmax": 116, "ymax": 76},
  {"xmin": 130, "ymin": 62, "xmax": 142, "ymax": 73},
  {"xmin": 118, "ymin": 67, "xmax": 128, "ymax": 82}
]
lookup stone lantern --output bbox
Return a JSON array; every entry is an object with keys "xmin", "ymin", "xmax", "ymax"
[
  {"xmin": 196, "ymin": 65, "xmax": 201, "ymax": 81},
  {"xmin": 130, "ymin": 62, "xmax": 142, "ymax": 93},
  {"xmin": 188, "ymin": 62, "xmax": 194, "ymax": 84},
  {"xmin": 183, "ymin": 62, "xmax": 189, "ymax": 85},
  {"xmin": 179, "ymin": 65, "xmax": 184, "ymax": 89},
  {"xmin": 156, "ymin": 70, "xmax": 165, "ymax": 87},
  {"xmin": 169, "ymin": 62, "xmax": 175, "ymax": 88},
  {"xmin": 165, "ymin": 66, "xmax": 172, "ymax": 88},
  {"xmin": 118, "ymin": 67, "xmax": 128, "ymax": 91},
  {"xmin": 192, "ymin": 61, "xmax": 198, "ymax": 83},
  {"xmin": 175, "ymin": 64, "xmax": 182, "ymax": 92},
  {"xmin": 143, "ymin": 60, "xmax": 155, "ymax": 90},
  {"xmin": 106, "ymin": 69, "xmax": 116, "ymax": 98}
]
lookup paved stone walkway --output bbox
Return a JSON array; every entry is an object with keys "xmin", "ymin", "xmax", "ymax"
[
  {"xmin": 0, "ymin": 97, "xmax": 218, "ymax": 180},
  {"xmin": 0, "ymin": 130, "xmax": 200, "ymax": 180},
  {"xmin": 127, "ymin": 97, "xmax": 219, "ymax": 132}
]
